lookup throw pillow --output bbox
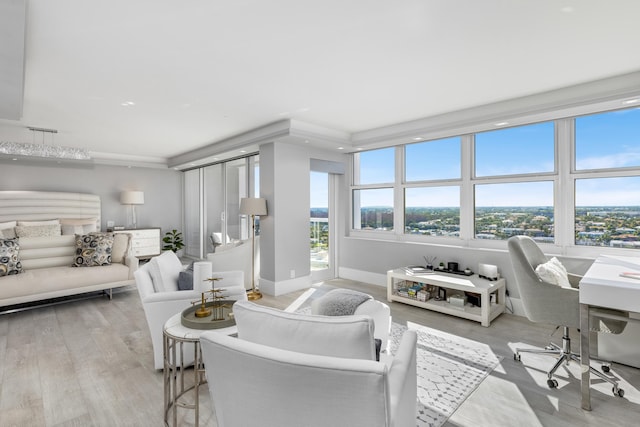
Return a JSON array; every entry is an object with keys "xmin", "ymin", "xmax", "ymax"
[
  {"xmin": 177, "ymin": 263, "xmax": 195, "ymax": 290},
  {"xmin": 0, "ymin": 227, "xmax": 17, "ymax": 239},
  {"xmin": 535, "ymin": 257, "xmax": 571, "ymax": 288},
  {"xmin": 15, "ymin": 224, "xmax": 62, "ymax": 238},
  {"xmin": 61, "ymin": 219, "xmax": 98, "ymax": 235},
  {"xmin": 148, "ymin": 250, "xmax": 183, "ymax": 292},
  {"xmin": 0, "ymin": 221, "xmax": 17, "ymax": 239},
  {"xmin": 110, "ymin": 233, "xmax": 130, "ymax": 264},
  {"xmin": 73, "ymin": 233, "xmax": 114, "ymax": 267},
  {"xmin": 0, "ymin": 238, "xmax": 23, "ymax": 276},
  {"xmin": 17, "ymin": 219, "xmax": 60, "ymax": 226}
]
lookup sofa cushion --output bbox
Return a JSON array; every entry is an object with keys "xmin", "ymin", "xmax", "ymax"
[
  {"xmin": 233, "ymin": 300, "xmax": 377, "ymax": 360},
  {"xmin": 148, "ymin": 250, "xmax": 182, "ymax": 292},
  {"xmin": 15, "ymin": 224, "xmax": 62, "ymax": 238},
  {"xmin": 73, "ymin": 233, "xmax": 114, "ymax": 267},
  {"xmin": 0, "ymin": 238, "xmax": 22, "ymax": 277}
]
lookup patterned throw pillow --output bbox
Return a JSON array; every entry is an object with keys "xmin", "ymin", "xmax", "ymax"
[
  {"xmin": 0, "ymin": 238, "xmax": 22, "ymax": 277},
  {"xmin": 73, "ymin": 233, "xmax": 114, "ymax": 267}
]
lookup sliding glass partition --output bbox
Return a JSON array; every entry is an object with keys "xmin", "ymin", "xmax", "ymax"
[{"xmin": 184, "ymin": 154, "xmax": 259, "ymax": 259}]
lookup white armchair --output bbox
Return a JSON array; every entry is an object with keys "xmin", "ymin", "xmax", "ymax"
[
  {"xmin": 200, "ymin": 301, "xmax": 417, "ymax": 427},
  {"xmin": 134, "ymin": 251, "xmax": 247, "ymax": 369},
  {"xmin": 206, "ymin": 237, "xmax": 258, "ymax": 290}
]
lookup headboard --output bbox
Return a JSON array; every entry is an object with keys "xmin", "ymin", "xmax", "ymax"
[{"xmin": 0, "ymin": 191, "xmax": 101, "ymax": 230}]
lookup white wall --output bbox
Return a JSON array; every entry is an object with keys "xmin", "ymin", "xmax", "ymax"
[
  {"xmin": 259, "ymin": 141, "xmax": 348, "ymax": 295},
  {"xmin": 0, "ymin": 161, "xmax": 183, "ymax": 234}
]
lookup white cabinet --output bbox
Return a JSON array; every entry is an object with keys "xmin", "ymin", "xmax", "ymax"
[
  {"xmin": 387, "ymin": 268, "xmax": 506, "ymax": 327},
  {"xmin": 114, "ymin": 228, "xmax": 161, "ymax": 259}
]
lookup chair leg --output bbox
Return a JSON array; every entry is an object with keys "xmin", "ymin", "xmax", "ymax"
[{"xmin": 514, "ymin": 326, "xmax": 624, "ymax": 396}]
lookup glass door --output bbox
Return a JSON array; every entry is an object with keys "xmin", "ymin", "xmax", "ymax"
[{"xmin": 310, "ymin": 171, "xmax": 335, "ymax": 282}]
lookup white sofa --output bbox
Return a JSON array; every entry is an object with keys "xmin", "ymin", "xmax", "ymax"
[
  {"xmin": 134, "ymin": 251, "xmax": 247, "ymax": 369},
  {"xmin": 0, "ymin": 233, "xmax": 137, "ymax": 307},
  {"xmin": 201, "ymin": 300, "xmax": 418, "ymax": 427}
]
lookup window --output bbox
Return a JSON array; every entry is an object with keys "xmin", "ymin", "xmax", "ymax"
[
  {"xmin": 575, "ymin": 108, "xmax": 640, "ymax": 171},
  {"xmin": 353, "ymin": 188, "xmax": 394, "ymax": 231},
  {"xmin": 475, "ymin": 182, "xmax": 554, "ymax": 241},
  {"xmin": 405, "ymin": 137, "xmax": 460, "ymax": 181},
  {"xmin": 354, "ymin": 147, "xmax": 395, "ymax": 185},
  {"xmin": 575, "ymin": 177, "xmax": 640, "ymax": 248},
  {"xmin": 352, "ymin": 147, "xmax": 395, "ymax": 231},
  {"xmin": 475, "ymin": 122, "xmax": 555, "ymax": 177},
  {"xmin": 405, "ymin": 186, "xmax": 460, "ymax": 236},
  {"xmin": 350, "ymin": 105, "xmax": 640, "ymax": 252}
]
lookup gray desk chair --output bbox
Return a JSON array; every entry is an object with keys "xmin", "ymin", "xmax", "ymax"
[{"xmin": 507, "ymin": 235, "xmax": 628, "ymax": 397}]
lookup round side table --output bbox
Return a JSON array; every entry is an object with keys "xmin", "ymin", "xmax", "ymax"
[{"xmin": 163, "ymin": 312, "xmax": 237, "ymax": 427}]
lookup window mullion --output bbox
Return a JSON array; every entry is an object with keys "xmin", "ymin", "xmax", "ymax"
[{"xmin": 460, "ymin": 134, "xmax": 474, "ymax": 241}]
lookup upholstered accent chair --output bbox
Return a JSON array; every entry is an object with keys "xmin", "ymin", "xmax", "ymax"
[{"xmin": 200, "ymin": 300, "xmax": 418, "ymax": 427}]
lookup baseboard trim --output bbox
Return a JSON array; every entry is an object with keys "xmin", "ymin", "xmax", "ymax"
[{"xmin": 259, "ymin": 275, "xmax": 313, "ymax": 297}]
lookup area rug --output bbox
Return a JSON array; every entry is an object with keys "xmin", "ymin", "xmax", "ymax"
[{"xmin": 389, "ymin": 321, "xmax": 502, "ymax": 427}]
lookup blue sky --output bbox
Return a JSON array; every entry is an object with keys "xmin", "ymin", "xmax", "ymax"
[{"xmin": 343, "ymin": 107, "xmax": 640, "ymax": 208}]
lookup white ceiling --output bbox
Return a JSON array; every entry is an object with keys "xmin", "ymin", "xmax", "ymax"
[{"xmin": 1, "ymin": 0, "xmax": 640, "ymax": 167}]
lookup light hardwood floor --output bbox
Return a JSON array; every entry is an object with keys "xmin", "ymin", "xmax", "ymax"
[{"xmin": 0, "ymin": 280, "xmax": 638, "ymax": 426}]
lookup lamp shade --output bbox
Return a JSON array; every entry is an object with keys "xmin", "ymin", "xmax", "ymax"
[
  {"xmin": 120, "ymin": 190, "xmax": 144, "ymax": 205},
  {"xmin": 239, "ymin": 198, "xmax": 267, "ymax": 216}
]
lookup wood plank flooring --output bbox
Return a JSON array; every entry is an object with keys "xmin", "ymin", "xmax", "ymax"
[{"xmin": 0, "ymin": 280, "xmax": 638, "ymax": 426}]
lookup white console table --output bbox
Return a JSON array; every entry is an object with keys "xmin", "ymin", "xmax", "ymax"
[
  {"xmin": 386, "ymin": 269, "xmax": 506, "ymax": 327},
  {"xmin": 113, "ymin": 227, "xmax": 161, "ymax": 259}
]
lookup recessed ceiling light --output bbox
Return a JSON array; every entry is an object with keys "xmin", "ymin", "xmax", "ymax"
[
  {"xmin": 494, "ymin": 122, "xmax": 509, "ymax": 127},
  {"xmin": 240, "ymin": 150, "xmax": 246, "ymax": 153},
  {"xmin": 213, "ymin": 157, "xmax": 219, "ymax": 161},
  {"xmin": 623, "ymin": 98, "xmax": 640, "ymax": 105},
  {"xmin": 412, "ymin": 137, "xmax": 423, "ymax": 141},
  {"xmin": 337, "ymin": 147, "xmax": 344, "ymax": 150},
  {"xmin": 189, "ymin": 163, "xmax": 196, "ymax": 166},
  {"xmin": 356, "ymin": 148, "xmax": 363, "ymax": 151},
  {"xmin": 120, "ymin": 101, "xmax": 135, "ymax": 107}
]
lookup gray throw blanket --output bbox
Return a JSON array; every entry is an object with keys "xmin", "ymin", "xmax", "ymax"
[{"xmin": 315, "ymin": 289, "xmax": 373, "ymax": 316}]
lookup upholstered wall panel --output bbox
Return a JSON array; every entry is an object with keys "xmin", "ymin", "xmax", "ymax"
[{"xmin": 0, "ymin": 191, "xmax": 101, "ymax": 229}]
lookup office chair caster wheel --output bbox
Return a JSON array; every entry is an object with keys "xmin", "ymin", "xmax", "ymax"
[
  {"xmin": 514, "ymin": 354, "xmax": 521, "ymax": 362},
  {"xmin": 602, "ymin": 365, "xmax": 610, "ymax": 373},
  {"xmin": 547, "ymin": 379, "xmax": 558, "ymax": 389},
  {"xmin": 613, "ymin": 387, "xmax": 624, "ymax": 398}
]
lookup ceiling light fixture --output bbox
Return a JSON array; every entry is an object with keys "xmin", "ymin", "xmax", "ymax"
[
  {"xmin": 413, "ymin": 137, "xmax": 423, "ymax": 141},
  {"xmin": 0, "ymin": 127, "xmax": 91, "ymax": 160},
  {"xmin": 622, "ymin": 98, "xmax": 640, "ymax": 105},
  {"xmin": 494, "ymin": 122, "xmax": 509, "ymax": 127},
  {"xmin": 337, "ymin": 147, "xmax": 344, "ymax": 150}
]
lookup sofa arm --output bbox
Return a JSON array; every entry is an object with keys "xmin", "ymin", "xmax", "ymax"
[
  {"xmin": 124, "ymin": 254, "xmax": 139, "ymax": 280},
  {"xmin": 388, "ymin": 329, "xmax": 417, "ymax": 427}
]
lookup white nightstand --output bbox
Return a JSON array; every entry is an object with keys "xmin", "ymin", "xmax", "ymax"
[{"xmin": 113, "ymin": 227, "xmax": 161, "ymax": 259}]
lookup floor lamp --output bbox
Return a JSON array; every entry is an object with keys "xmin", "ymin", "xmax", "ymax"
[{"xmin": 240, "ymin": 197, "xmax": 267, "ymax": 300}]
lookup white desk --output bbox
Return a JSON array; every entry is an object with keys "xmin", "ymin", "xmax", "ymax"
[{"xmin": 579, "ymin": 256, "xmax": 640, "ymax": 410}]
